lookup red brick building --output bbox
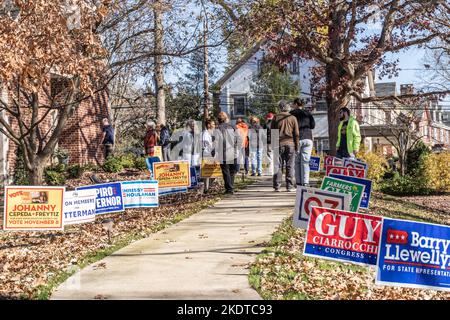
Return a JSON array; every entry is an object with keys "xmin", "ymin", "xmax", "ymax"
[{"xmin": 0, "ymin": 81, "xmax": 110, "ymax": 184}]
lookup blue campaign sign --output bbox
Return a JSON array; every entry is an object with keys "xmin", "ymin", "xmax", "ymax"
[
  {"xmin": 189, "ymin": 166, "xmax": 199, "ymax": 188},
  {"xmin": 77, "ymin": 182, "xmax": 124, "ymax": 215},
  {"xmin": 189, "ymin": 167, "xmax": 200, "ymax": 189},
  {"xmin": 309, "ymin": 156, "xmax": 321, "ymax": 172},
  {"xmin": 376, "ymin": 218, "xmax": 450, "ymax": 292},
  {"xmin": 329, "ymin": 174, "xmax": 373, "ymax": 209},
  {"xmin": 146, "ymin": 157, "xmax": 161, "ymax": 179}
]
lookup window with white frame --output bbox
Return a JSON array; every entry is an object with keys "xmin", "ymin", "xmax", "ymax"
[{"xmin": 232, "ymin": 95, "xmax": 246, "ymax": 117}]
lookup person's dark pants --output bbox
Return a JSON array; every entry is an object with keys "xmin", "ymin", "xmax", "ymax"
[
  {"xmin": 336, "ymin": 149, "xmax": 350, "ymax": 159},
  {"xmin": 273, "ymin": 145, "xmax": 295, "ymax": 190},
  {"xmin": 104, "ymin": 144, "xmax": 114, "ymax": 159},
  {"xmin": 221, "ymin": 162, "xmax": 236, "ymax": 193}
]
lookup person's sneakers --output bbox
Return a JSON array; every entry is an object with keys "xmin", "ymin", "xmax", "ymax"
[
  {"xmin": 257, "ymin": 173, "xmax": 262, "ymax": 176},
  {"xmin": 225, "ymin": 190, "xmax": 235, "ymax": 195},
  {"xmin": 251, "ymin": 173, "xmax": 256, "ymax": 176},
  {"xmin": 286, "ymin": 189, "xmax": 295, "ymax": 192},
  {"xmin": 274, "ymin": 188, "xmax": 280, "ymax": 192}
]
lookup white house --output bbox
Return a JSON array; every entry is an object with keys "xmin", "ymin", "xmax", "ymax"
[{"xmin": 214, "ymin": 42, "xmax": 331, "ymax": 151}]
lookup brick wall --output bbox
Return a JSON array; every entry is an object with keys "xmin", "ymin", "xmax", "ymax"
[{"xmin": 59, "ymin": 90, "xmax": 110, "ymax": 166}]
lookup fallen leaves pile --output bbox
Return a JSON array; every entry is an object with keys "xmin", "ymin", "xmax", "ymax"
[
  {"xmin": 251, "ymin": 193, "xmax": 450, "ymax": 300},
  {"xmin": 0, "ymin": 169, "xmax": 224, "ymax": 299}
]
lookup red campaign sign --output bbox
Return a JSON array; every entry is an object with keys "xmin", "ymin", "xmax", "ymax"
[
  {"xmin": 326, "ymin": 165, "xmax": 365, "ymax": 178},
  {"xmin": 326, "ymin": 165, "xmax": 349, "ymax": 176},
  {"xmin": 304, "ymin": 207, "xmax": 383, "ymax": 265},
  {"xmin": 347, "ymin": 167, "xmax": 365, "ymax": 178}
]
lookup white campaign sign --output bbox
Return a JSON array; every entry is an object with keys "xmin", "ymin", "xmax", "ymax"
[
  {"xmin": 63, "ymin": 190, "xmax": 97, "ymax": 226},
  {"xmin": 293, "ymin": 186, "xmax": 351, "ymax": 229},
  {"xmin": 121, "ymin": 180, "xmax": 159, "ymax": 208}
]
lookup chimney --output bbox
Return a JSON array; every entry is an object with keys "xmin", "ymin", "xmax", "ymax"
[{"xmin": 400, "ymin": 84, "xmax": 414, "ymax": 95}]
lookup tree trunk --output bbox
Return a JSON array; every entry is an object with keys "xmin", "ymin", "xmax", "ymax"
[
  {"xmin": 154, "ymin": 1, "xmax": 165, "ymax": 125},
  {"xmin": 325, "ymin": 65, "xmax": 349, "ymax": 156},
  {"xmin": 203, "ymin": 16, "xmax": 210, "ymax": 121},
  {"xmin": 326, "ymin": 2, "xmax": 348, "ymax": 156},
  {"xmin": 29, "ymin": 159, "xmax": 46, "ymax": 185}
]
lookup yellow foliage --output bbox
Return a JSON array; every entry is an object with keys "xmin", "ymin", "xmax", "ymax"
[
  {"xmin": 356, "ymin": 151, "xmax": 388, "ymax": 186},
  {"xmin": 424, "ymin": 152, "xmax": 450, "ymax": 192}
]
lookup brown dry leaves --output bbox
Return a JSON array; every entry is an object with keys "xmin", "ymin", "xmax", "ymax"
[
  {"xmin": 0, "ymin": 0, "xmax": 112, "ymax": 93},
  {"xmin": 0, "ymin": 169, "xmax": 222, "ymax": 299}
]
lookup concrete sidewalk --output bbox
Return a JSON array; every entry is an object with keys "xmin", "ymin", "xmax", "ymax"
[{"xmin": 51, "ymin": 178, "xmax": 296, "ymax": 300}]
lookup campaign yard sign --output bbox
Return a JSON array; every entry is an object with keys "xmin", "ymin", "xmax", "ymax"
[
  {"xmin": 324, "ymin": 156, "xmax": 344, "ymax": 167},
  {"xmin": 189, "ymin": 166, "xmax": 199, "ymax": 188},
  {"xmin": 320, "ymin": 176, "xmax": 365, "ymax": 212},
  {"xmin": 201, "ymin": 157, "xmax": 222, "ymax": 178},
  {"xmin": 309, "ymin": 156, "xmax": 321, "ymax": 172},
  {"xmin": 329, "ymin": 174, "xmax": 373, "ymax": 209},
  {"xmin": 121, "ymin": 180, "xmax": 159, "ymax": 208},
  {"xmin": 159, "ymin": 187, "xmax": 188, "ymax": 196},
  {"xmin": 326, "ymin": 165, "xmax": 365, "ymax": 178},
  {"xmin": 344, "ymin": 158, "xmax": 368, "ymax": 177},
  {"xmin": 152, "ymin": 161, "xmax": 191, "ymax": 188},
  {"xmin": 63, "ymin": 190, "xmax": 97, "ymax": 226},
  {"xmin": 326, "ymin": 165, "xmax": 349, "ymax": 176},
  {"xmin": 154, "ymin": 146, "xmax": 163, "ymax": 161},
  {"xmin": 294, "ymin": 186, "xmax": 351, "ymax": 229},
  {"xmin": 304, "ymin": 207, "xmax": 383, "ymax": 266},
  {"xmin": 3, "ymin": 186, "xmax": 65, "ymax": 231},
  {"xmin": 77, "ymin": 182, "xmax": 124, "ymax": 215},
  {"xmin": 376, "ymin": 218, "xmax": 450, "ymax": 291}
]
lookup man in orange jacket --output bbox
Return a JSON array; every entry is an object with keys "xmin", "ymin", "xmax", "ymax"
[{"xmin": 235, "ymin": 117, "xmax": 249, "ymax": 174}]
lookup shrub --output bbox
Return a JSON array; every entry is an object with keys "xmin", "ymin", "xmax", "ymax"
[
  {"xmin": 120, "ymin": 154, "xmax": 136, "ymax": 169},
  {"xmin": 83, "ymin": 163, "xmax": 99, "ymax": 172},
  {"xmin": 134, "ymin": 156, "xmax": 148, "ymax": 171},
  {"xmin": 423, "ymin": 152, "xmax": 450, "ymax": 192},
  {"xmin": 356, "ymin": 151, "xmax": 388, "ymax": 189},
  {"xmin": 406, "ymin": 141, "xmax": 430, "ymax": 176},
  {"xmin": 67, "ymin": 164, "xmax": 84, "ymax": 179},
  {"xmin": 380, "ymin": 172, "xmax": 431, "ymax": 196},
  {"xmin": 103, "ymin": 156, "xmax": 124, "ymax": 173},
  {"xmin": 44, "ymin": 169, "xmax": 66, "ymax": 186}
]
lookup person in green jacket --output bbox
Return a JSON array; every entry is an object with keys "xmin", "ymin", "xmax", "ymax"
[{"xmin": 336, "ymin": 107, "xmax": 361, "ymax": 159}]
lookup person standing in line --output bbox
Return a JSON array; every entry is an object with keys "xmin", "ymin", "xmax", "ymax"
[
  {"xmin": 271, "ymin": 101, "xmax": 299, "ymax": 192},
  {"xmin": 248, "ymin": 116, "xmax": 263, "ymax": 176},
  {"xmin": 336, "ymin": 107, "xmax": 361, "ymax": 159},
  {"xmin": 290, "ymin": 98, "xmax": 315, "ymax": 187},
  {"xmin": 235, "ymin": 117, "xmax": 249, "ymax": 175},
  {"xmin": 181, "ymin": 119, "xmax": 201, "ymax": 167},
  {"xmin": 100, "ymin": 118, "xmax": 114, "ymax": 160},
  {"xmin": 144, "ymin": 121, "xmax": 158, "ymax": 157},
  {"xmin": 216, "ymin": 112, "xmax": 240, "ymax": 194},
  {"xmin": 202, "ymin": 119, "xmax": 216, "ymax": 193},
  {"xmin": 263, "ymin": 112, "xmax": 275, "ymax": 176},
  {"xmin": 158, "ymin": 123, "xmax": 171, "ymax": 161},
  {"xmin": 202, "ymin": 119, "xmax": 216, "ymax": 158}
]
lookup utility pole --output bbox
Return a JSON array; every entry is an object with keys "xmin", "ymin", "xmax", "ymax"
[
  {"xmin": 203, "ymin": 12, "xmax": 210, "ymax": 121},
  {"xmin": 154, "ymin": 0, "xmax": 165, "ymax": 125}
]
